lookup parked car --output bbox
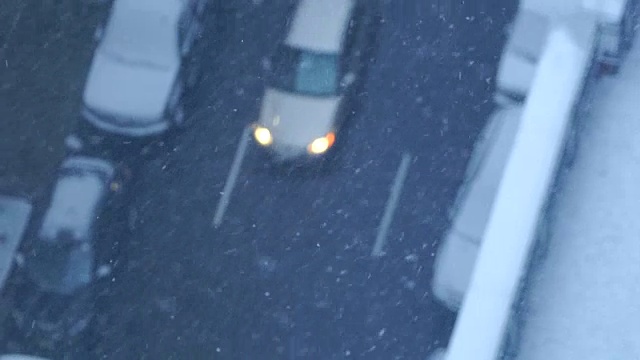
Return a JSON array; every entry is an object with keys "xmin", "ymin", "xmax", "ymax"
[
  {"xmin": 431, "ymin": 106, "xmax": 523, "ymax": 312},
  {"xmin": 0, "ymin": 190, "xmax": 33, "ymax": 291},
  {"xmin": 252, "ymin": 0, "xmax": 380, "ymax": 162},
  {"xmin": 8, "ymin": 156, "xmax": 133, "ymax": 350},
  {"xmin": 80, "ymin": 0, "xmax": 207, "ymax": 139},
  {"xmin": 496, "ymin": 0, "xmax": 638, "ymax": 104}
]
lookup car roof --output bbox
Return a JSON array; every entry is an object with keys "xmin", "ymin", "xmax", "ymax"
[
  {"xmin": 38, "ymin": 157, "xmax": 115, "ymax": 242},
  {"xmin": 285, "ymin": 0, "xmax": 357, "ymax": 54},
  {"xmin": 101, "ymin": 0, "xmax": 184, "ymax": 67}
]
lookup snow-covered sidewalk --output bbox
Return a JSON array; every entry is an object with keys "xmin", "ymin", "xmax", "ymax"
[{"xmin": 517, "ymin": 38, "xmax": 640, "ymax": 360}]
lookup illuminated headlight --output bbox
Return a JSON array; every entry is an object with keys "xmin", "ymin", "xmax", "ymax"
[
  {"xmin": 307, "ymin": 132, "xmax": 336, "ymax": 155},
  {"xmin": 254, "ymin": 126, "xmax": 273, "ymax": 146}
]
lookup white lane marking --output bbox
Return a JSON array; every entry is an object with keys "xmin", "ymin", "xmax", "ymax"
[
  {"xmin": 372, "ymin": 152, "xmax": 412, "ymax": 257},
  {"xmin": 212, "ymin": 127, "xmax": 252, "ymax": 228}
]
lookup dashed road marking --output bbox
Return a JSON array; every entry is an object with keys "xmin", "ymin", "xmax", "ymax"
[
  {"xmin": 372, "ymin": 152, "xmax": 412, "ymax": 257},
  {"xmin": 212, "ymin": 126, "xmax": 252, "ymax": 228}
]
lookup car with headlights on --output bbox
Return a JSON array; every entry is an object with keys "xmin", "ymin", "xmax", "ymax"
[
  {"xmin": 252, "ymin": 0, "xmax": 380, "ymax": 162},
  {"xmin": 81, "ymin": 0, "xmax": 207, "ymax": 139}
]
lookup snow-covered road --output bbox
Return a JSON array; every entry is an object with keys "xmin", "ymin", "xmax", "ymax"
[{"xmin": 517, "ymin": 36, "xmax": 640, "ymax": 360}]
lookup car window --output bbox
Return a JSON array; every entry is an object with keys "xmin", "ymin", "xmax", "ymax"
[
  {"xmin": 269, "ymin": 45, "xmax": 339, "ymax": 96},
  {"xmin": 26, "ymin": 239, "xmax": 94, "ymax": 295},
  {"xmin": 295, "ymin": 51, "xmax": 339, "ymax": 95}
]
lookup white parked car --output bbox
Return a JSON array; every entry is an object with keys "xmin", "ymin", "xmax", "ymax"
[
  {"xmin": 252, "ymin": 0, "xmax": 380, "ymax": 162},
  {"xmin": 81, "ymin": 0, "xmax": 207, "ymax": 138},
  {"xmin": 10, "ymin": 156, "xmax": 132, "ymax": 348},
  {"xmin": 431, "ymin": 106, "xmax": 523, "ymax": 312}
]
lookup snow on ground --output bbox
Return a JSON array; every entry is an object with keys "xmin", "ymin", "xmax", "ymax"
[{"xmin": 517, "ymin": 37, "xmax": 640, "ymax": 360}]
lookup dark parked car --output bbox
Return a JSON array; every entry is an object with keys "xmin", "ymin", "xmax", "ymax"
[{"xmin": 7, "ymin": 155, "xmax": 133, "ymax": 351}]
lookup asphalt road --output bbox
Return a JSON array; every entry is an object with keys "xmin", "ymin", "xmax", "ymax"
[
  {"xmin": 1, "ymin": 1, "xmax": 516, "ymax": 359},
  {"xmin": 0, "ymin": 0, "xmax": 107, "ymax": 193}
]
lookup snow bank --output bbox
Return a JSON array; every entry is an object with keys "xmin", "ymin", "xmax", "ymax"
[{"xmin": 445, "ymin": 15, "xmax": 598, "ymax": 360}]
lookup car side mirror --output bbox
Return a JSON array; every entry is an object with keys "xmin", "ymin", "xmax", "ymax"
[{"xmin": 340, "ymin": 72, "xmax": 356, "ymax": 89}]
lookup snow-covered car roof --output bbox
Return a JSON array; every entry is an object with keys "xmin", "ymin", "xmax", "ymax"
[
  {"xmin": 285, "ymin": 0, "xmax": 356, "ymax": 54},
  {"xmin": 83, "ymin": 0, "xmax": 185, "ymax": 120},
  {"xmin": 83, "ymin": 51, "xmax": 178, "ymax": 122},
  {"xmin": 100, "ymin": 0, "xmax": 184, "ymax": 70},
  {"xmin": 38, "ymin": 157, "xmax": 115, "ymax": 243}
]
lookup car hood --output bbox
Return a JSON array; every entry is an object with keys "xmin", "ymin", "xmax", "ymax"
[
  {"xmin": 83, "ymin": 50, "xmax": 179, "ymax": 121},
  {"xmin": 257, "ymin": 88, "xmax": 341, "ymax": 148}
]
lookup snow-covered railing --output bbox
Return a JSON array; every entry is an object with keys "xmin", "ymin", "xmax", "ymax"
[{"xmin": 445, "ymin": 12, "xmax": 600, "ymax": 360}]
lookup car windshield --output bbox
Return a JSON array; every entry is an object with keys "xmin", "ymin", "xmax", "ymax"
[
  {"xmin": 26, "ymin": 239, "xmax": 94, "ymax": 295},
  {"xmin": 101, "ymin": 8, "xmax": 177, "ymax": 69},
  {"xmin": 269, "ymin": 45, "xmax": 339, "ymax": 96}
]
